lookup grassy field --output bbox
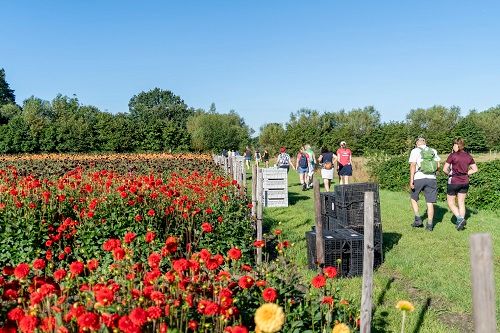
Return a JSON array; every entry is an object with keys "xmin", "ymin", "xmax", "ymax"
[{"xmin": 249, "ymin": 165, "xmax": 499, "ymax": 332}]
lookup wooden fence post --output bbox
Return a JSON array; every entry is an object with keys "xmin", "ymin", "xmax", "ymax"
[
  {"xmin": 313, "ymin": 179, "xmax": 324, "ymax": 266},
  {"xmin": 470, "ymin": 233, "xmax": 497, "ymax": 333},
  {"xmin": 256, "ymin": 168, "xmax": 263, "ymax": 265},
  {"xmin": 251, "ymin": 165, "xmax": 257, "ymax": 219},
  {"xmin": 361, "ymin": 192, "xmax": 374, "ymax": 333}
]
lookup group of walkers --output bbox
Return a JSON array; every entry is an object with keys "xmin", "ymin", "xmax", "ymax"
[
  {"xmin": 223, "ymin": 136, "xmax": 478, "ymax": 231},
  {"xmin": 272, "ymin": 142, "xmax": 353, "ymax": 192},
  {"xmin": 409, "ymin": 137, "xmax": 478, "ymax": 231}
]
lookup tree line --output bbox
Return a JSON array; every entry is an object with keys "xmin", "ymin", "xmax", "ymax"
[
  {"xmin": 259, "ymin": 105, "xmax": 500, "ymax": 156},
  {"xmin": 1, "ymin": 68, "xmax": 499, "ymax": 155}
]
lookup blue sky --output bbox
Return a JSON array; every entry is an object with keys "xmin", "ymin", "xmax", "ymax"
[{"xmin": 2, "ymin": 1, "xmax": 499, "ymax": 133}]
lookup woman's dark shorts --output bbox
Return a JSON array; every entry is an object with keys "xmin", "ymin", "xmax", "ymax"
[
  {"xmin": 447, "ymin": 183, "xmax": 469, "ymax": 196},
  {"xmin": 338, "ymin": 164, "xmax": 352, "ymax": 176}
]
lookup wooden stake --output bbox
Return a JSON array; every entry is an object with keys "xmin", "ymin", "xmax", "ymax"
[
  {"xmin": 361, "ymin": 192, "xmax": 374, "ymax": 333},
  {"xmin": 256, "ymin": 168, "xmax": 263, "ymax": 265},
  {"xmin": 313, "ymin": 178, "xmax": 324, "ymax": 266},
  {"xmin": 470, "ymin": 233, "xmax": 497, "ymax": 333}
]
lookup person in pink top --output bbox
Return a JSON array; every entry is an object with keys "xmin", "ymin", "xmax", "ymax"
[
  {"xmin": 442, "ymin": 138, "xmax": 478, "ymax": 231},
  {"xmin": 336, "ymin": 141, "xmax": 352, "ymax": 185}
]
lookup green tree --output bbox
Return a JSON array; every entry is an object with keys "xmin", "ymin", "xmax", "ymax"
[
  {"xmin": 258, "ymin": 123, "xmax": 286, "ymax": 154},
  {"xmin": 321, "ymin": 106, "xmax": 381, "ymax": 154},
  {"xmin": 406, "ymin": 105, "xmax": 461, "ymax": 153},
  {"xmin": 187, "ymin": 110, "xmax": 252, "ymax": 152},
  {"xmin": 0, "ymin": 103, "xmax": 21, "ymax": 125},
  {"xmin": 0, "ymin": 68, "xmax": 15, "ymax": 106},
  {"xmin": 284, "ymin": 108, "xmax": 324, "ymax": 152},
  {"xmin": 128, "ymin": 88, "xmax": 193, "ymax": 151},
  {"xmin": 452, "ymin": 114, "xmax": 487, "ymax": 152},
  {"xmin": 471, "ymin": 106, "xmax": 500, "ymax": 150}
]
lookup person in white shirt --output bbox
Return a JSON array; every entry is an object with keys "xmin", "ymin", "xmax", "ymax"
[{"xmin": 409, "ymin": 137, "xmax": 441, "ymax": 231}]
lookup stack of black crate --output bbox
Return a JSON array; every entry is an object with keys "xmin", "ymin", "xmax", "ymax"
[{"xmin": 306, "ymin": 183, "xmax": 383, "ymax": 276}]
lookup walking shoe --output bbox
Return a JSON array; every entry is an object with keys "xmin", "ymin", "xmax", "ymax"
[
  {"xmin": 302, "ymin": 183, "xmax": 307, "ymax": 191},
  {"xmin": 456, "ymin": 218, "xmax": 467, "ymax": 231},
  {"xmin": 425, "ymin": 223, "xmax": 433, "ymax": 231},
  {"xmin": 411, "ymin": 218, "xmax": 423, "ymax": 228}
]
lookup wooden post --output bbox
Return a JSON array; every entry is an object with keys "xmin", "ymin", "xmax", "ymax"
[
  {"xmin": 470, "ymin": 234, "xmax": 497, "ymax": 333},
  {"xmin": 256, "ymin": 168, "xmax": 263, "ymax": 265},
  {"xmin": 361, "ymin": 192, "xmax": 374, "ymax": 333},
  {"xmin": 251, "ymin": 165, "xmax": 257, "ymax": 219},
  {"xmin": 313, "ymin": 178, "xmax": 324, "ymax": 266}
]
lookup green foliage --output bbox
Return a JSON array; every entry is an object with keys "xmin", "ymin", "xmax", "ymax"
[
  {"xmin": 470, "ymin": 106, "xmax": 500, "ymax": 150},
  {"xmin": 258, "ymin": 122, "xmax": 286, "ymax": 154},
  {"xmin": 369, "ymin": 154, "xmax": 500, "ymax": 210},
  {"xmin": 452, "ymin": 115, "xmax": 488, "ymax": 152},
  {"xmin": 0, "ymin": 68, "xmax": 15, "ymax": 106},
  {"xmin": 406, "ymin": 105, "xmax": 461, "ymax": 153},
  {"xmin": 187, "ymin": 110, "xmax": 252, "ymax": 152}
]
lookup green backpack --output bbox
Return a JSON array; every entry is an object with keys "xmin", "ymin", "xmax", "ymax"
[{"xmin": 419, "ymin": 147, "xmax": 438, "ymax": 174}]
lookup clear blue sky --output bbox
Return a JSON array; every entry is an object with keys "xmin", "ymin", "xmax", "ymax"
[{"xmin": 2, "ymin": 1, "xmax": 499, "ymax": 133}]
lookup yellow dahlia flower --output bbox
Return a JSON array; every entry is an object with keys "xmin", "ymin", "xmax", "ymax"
[
  {"xmin": 332, "ymin": 323, "xmax": 351, "ymax": 333},
  {"xmin": 396, "ymin": 300, "xmax": 415, "ymax": 312},
  {"xmin": 254, "ymin": 303, "xmax": 285, "ymax": 333}
]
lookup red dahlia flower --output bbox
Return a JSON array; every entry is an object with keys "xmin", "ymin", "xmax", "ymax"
[
  {"xmin": 77, "ymin": 312, "xmax": 100, "ymax": 331},
  {"xmin": 262, "ymin": 287, "xmax": 278, "ymax": 302},
  {"xmin": 129, "ymin": 307, "xmax": 148, "ymax": 326},
  {"xmin": 19, "ymin": 315, "xmax": 38, "ymax": 333},
  {"xmin": 33, "ymin": 259, "xmax": 46, "ymax": 270},
  {"xmin": 311, "ymin": 274, "xmax": 326, "ymax": 288},
  {"xmin": 227, "ymin": 247, "xmax": 242, "ymax": 260},
  {"xmin": 14, "ymin": 263, "xmax": 30, "ymax": 280},
  {"xmin": 69, "ymin": 261, "xmax": 85, "ymax": 277},
  {"xmin": 238, "ymin": 275, "xmax": 254, "ymax": 289},
  {"xmin": 323, "ymin": 266, "xmax": 338, "ymax": 279}
]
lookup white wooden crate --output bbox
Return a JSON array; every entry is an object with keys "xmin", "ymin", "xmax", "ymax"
[
  {"xmin": 264, "ymin": 189, "xmax": 288, "ymax": 199},
  {"xmin": 265, "ymin": 197, "xmax": 289, "ymax": 207}
]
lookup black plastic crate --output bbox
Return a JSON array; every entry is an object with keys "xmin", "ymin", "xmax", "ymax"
[
  {"xmin": 334, "ymin": 183, "xmax": 380, "ymax": 207},
  {"xmin": 320, "ymin": 192, "xmax": 336, "ymax": 217},
  {"xmin": 306, "ymin": 229, "xmax": 364, "ymax": 277},
  {"xmin": 335, "ymin": 203, "xmax": 382, "ymax": 227},
  {"xmin": 348, "ymin": 223, "xmax": 383, "ymax": 268},
  {"xmin": 321, "ymin": 215, "xmax": 344, "ymax": 231}
]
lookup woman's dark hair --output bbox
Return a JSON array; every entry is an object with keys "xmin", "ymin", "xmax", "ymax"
[
  {"xmin": 320, "ymin": 146, "xmax": 330, "ymax": 154},
  {"xmin": 454, "ymin": 138, "xmax": 465, "ymax": 151}
]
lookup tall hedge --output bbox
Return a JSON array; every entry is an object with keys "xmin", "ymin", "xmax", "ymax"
[{"xmin": 369, "ymin": 155, "xmax": 500, "ymax": 211}]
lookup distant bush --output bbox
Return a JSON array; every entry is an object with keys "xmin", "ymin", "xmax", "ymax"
[{"xmin": 369, "ymin": 155, "xmax": 500, "ymax": 211}]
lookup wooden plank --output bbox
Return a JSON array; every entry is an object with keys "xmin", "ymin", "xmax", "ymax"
[
  {"xmin": 256, "ymin": 168, "xmax": 263, "ymax": 265},
  {"xmin": 313, "ymin": 179, "xmax": 324, "ymax": 266},
  {"xmin": 251, "ymin": 164, "xmax": 257, "ymax": 219},
  {"xmin": 470, "ymin": 233, "xmax": 497, "ymax": 333},
  {"xmin": 361, "ymin": 192, "xmax": 374, "ymax": 333},
  {"xmin": 265, "ymin": 198, "xmax": 289, "ymax": 207},
  {"xmin": 264, "ymin": 190, "xmax": 288, "ymax": 199}
]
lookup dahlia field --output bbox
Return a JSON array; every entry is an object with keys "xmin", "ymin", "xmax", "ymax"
[{"xmin": 0, "ymin": 154, "xmax": 358, "ymax": 333}]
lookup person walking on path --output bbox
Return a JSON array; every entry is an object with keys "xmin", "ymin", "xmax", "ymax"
[
  {"xmin": 318, "ymin": 146, "xmax": 337, "ymax": 192},
  {"xmin": 296, "ymin": 146, "xmax": 310, "ymax": 191},
  {"xmin": 254, "ymin": 149, "xmax": 262, "ymax": 168},
  {"xmin": 304, "ymin": 144, "xmax": 316, "ymax": 189},
  {"xmin": 336, "ymin": 141, "xmax": 352, "ymax": 185},
  {"xmin": 262, "ymin": 149, "xmax": 270, "ymax": 168},
  {"xmin": 276, "ymin": 147, "xmax": 293, "ymax": 172},
  {"xmin": 244, "ymin": 146, "xmax": 252, "ymax": 170},
  {"xmin": 442, "ymin": 138, "xmax": 478, "ymax": 230},
  {"xmin": 409, "ymin": 137, "xmax": 441, "ymax": 231}
]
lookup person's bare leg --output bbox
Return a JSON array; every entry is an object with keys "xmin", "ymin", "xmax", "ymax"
[
  {"xmin": 457, "ymin": 193, "xmax": 467, "ymax": 218},
  {"xmin": 323, "ymin": 178, "xmax": 330, "ymax": 192},
  {"xmin": 410, "ymin": 198, "xmax": 420, "ymax": 216},
  {"xmin": 447, "ymin": 195, "xmax": 460, "ymax": 217},
  {"xmin": 426, "ymin": 202, "xmax": 434, "ymax": 222}
]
